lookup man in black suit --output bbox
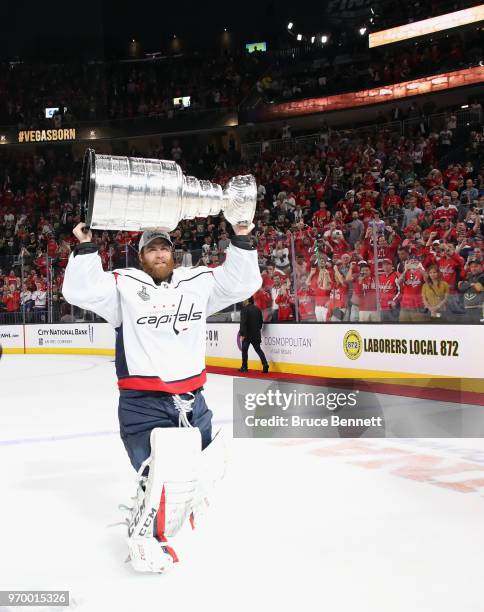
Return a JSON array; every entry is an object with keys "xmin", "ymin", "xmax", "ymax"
[{"xmin": 239, "ymin": 296, "xmax": 269, "ymax": 373}]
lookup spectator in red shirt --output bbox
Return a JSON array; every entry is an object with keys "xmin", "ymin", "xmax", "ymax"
[
  {"xmin": 295, "ymin": 253, "xmax": 311, "ymax": 284},
  {"xmin": 434, "ymin": 243, "xmax": 464, "ymax": 292},
  {"xmin": 57, "ymin": 239, "xmax": 71, "ymax": 269},
  {"xmin": 326, "ymin": 263, "xmax": 349, "ymax": 322},
  {"xmin": 382, "ymin": 187, "xmax": 403, "ymax": 214},
  {"xmin": 296, "ymin": 275, "xmax": 316, "ymax": 321},
  {"xmin": 359, "ymin": 200, "xmax": 379, "ymax": 227},
  {"xmin": 434, "ymin": 196, "xmax": 458, "ymax": 222},
  {"xmin": 34, "ymin": 250, "xmax": 48, "ymax": 277},
  {"xmin": 262, "ymin": 262, "xmax": 286, "ymax": 290},
  {"xmin": 312, "ymin": 202, "xmax": 331, "ymax": 229},
  {"xmin": 428, "ymin": 217, "xmax": 455, "ymax": 241},
  {"xmin": 327, "ymin": 229, "xmax": 349, "ymax": 260},
  {"xmin": 253, "ymin": 286, "xmax": 273, "ymax": 322},
  {"xmin": 98, "ymin": 243, "xmax": 111, "ymax": 271},
  {"xmin": 378, "ymin": 259, "xmax": 401, "ymax": 321},
  {"xmin": 6, "ymin": 270, "xmax": 19, "ymax": 289},
  {"xmin": 397, "ymin": 259, "xmax": 426, "ymax": 321},
  {"xmin": 5, "ymin": 284, "xmax": 21, "ymax": 312},
  {"xmin": 312, "ymin": 267, "xmax": 331, "ymax": 322},
  {"xmin": 275, "ymin": 286, "xmax": 294, "ymax": 321},
  {"xmin": 46, "ymin": 234, "xmax": 58, "ymax": 258},
  {"xmin": 293, "ymin": 222, "xmax": 315, "ymax": 254},
  {"xmin": 352, "ymin": 262, "xmax": 379, "ymax": 322},
  {"xmin": 433, "ymin": 242, "xmax": 465, "ymax": 315},
  {"xmin": 403, "ymin": 217, "xmax": 422, "ymax": 240}
]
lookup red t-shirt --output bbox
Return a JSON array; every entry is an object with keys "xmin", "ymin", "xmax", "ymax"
[
  {"xmin": 6, "ymin": 274, "xmax": 18, "ymax": 287},
  {"xmin": 34, "ymin": 256, "xmax": 47, "ymax": 276},
  {"xmin": 434, "ymin": 205, "xmax": 458, "ymax": 222},
  {"xmin": 275, "ymin": 294, "xmax": 294, "ymax": 321},
  {"xmin": 47, "ymin": 239, "xmax": 58, "ymax": 258},
  {"xmin": 436, "ymin": 253, "xmax": 464, "ymax": 292},
  {"xmin": 254, "ymin": 288, "xmax": 272, "ymax": 310},
  {"xmin": 262, "ymin": 270, "xmax": 286, "ymax": 289},
  {"xmin": 400, "ymin": 270, "xmax": 425, "ymax": 308},
  {"xmin": 313, "ymin": 210, "xmax": 331, "ymax": 229},
  {"xmin": 313, "ymin": 285, "xmax": 330, "ymax": 307},
  {"xmin": 297, "ymin": 288, "xmax": 315, "ymax": 320},
  {"xmin": 353, "ymin": 276, "xmax": 377, "ymax": 311},
  {"xmin": 328, "ymin": 282, "xmax": 348, "ymax": 309},
  {"xmin": 6, "ymin": 291, "xmax": 21, "ymax": 312},
  {"xmin": 378, "ymin": 271, "xmax": 400, "ymax": 309},
  {"xmin": 383, "ymin": 194, "xmax": 403, "ymax": 211},
  {"xmin": 328, "ymin": 238, "xmax": 349, "ymax": 259}
]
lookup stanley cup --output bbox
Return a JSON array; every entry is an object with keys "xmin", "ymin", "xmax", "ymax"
[{"xmin": 80, "ymin": 148, "xmax": 257, "ymax": 232}]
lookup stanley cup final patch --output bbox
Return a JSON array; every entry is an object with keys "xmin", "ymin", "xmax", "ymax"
[{"xmin": 137, "ymin": 286, "xmax": 151, "ymax": 301}]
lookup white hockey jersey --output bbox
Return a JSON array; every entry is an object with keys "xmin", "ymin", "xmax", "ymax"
[{"xmin": 62, "ymin": 244, "xmax": 262, "ymax": 393}]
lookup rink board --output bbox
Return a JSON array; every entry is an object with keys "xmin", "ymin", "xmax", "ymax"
[
  {"xmin": 0, "ymin": 323, "xmax": 482, "ymax": 384},
  {"xmin": 205, "ymin": 323, "xmax": 482, "ymax": 379}
]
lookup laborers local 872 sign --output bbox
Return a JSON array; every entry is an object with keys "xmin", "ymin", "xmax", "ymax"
[{"xmin": 17, "ymin": 128, "xmax": 76, "ymax": 143}]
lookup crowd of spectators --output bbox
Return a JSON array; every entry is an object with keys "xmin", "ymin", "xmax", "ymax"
[
  {"xmin": 0, "ymin": 52, "xmax": 268, "ymax": 129},
  {"xmin": 0, "ymin": 99, "xmax": 483, "ymax": 324},
  {"xmin": 1, "ymin": 22, "xmax": 481, "ymax": 132},
  {"xmin": 254, "ymin": 29, "xmax": 483, "ymax": 105},
  {"xmin": 229, "ymin": 117, "xmax": 484, "ymax": 323}
]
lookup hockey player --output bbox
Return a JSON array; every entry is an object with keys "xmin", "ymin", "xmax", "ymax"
[{"xmin": 62, "ymin": 222, "xmax": 262, "ymax": 573}]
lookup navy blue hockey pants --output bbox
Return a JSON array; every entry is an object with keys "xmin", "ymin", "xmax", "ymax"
[{"xmin": 118, "ymin": 388, "xmax": 213, "ymax": 471}]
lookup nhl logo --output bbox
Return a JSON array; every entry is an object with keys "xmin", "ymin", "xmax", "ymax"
[{"xmin": 137, "ymin": 286, "xmax": 150, "ymax": 301}]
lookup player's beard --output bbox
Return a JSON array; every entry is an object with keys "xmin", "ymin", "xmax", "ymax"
[{"xmin": 140, "ymin": 255, "xmax": 175, "ymax": 282}]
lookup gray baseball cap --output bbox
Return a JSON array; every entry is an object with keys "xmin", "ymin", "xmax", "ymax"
[{"xmin": 138, "ymin": 229, "xmax": 173, "ymax": 252}]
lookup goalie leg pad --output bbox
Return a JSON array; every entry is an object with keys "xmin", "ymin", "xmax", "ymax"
[
  {"xmin": 191, "ymin": 429, "xmax": 228, "ymax": 525},
  {"xmin": 128, "ymin": 427, "xmax": 202, "ymax": 541}
]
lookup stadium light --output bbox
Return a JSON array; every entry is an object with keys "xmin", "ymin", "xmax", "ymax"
[
  {"xmin": 359, "ymin": 27, "xmax": 367, "ymax": 35},
  {"xmin": 287, "ymin": 22, "xmax": 293, "ymax": 30},
  {"xmin": 461, "ymin": 104, "xmax": 469, "ymax": 108},
  {"xmin": 321, "ymin": 35, "xmax": 328, "ymax": 43},
  {"xmin": 311, "ymin": 36, "xmax": 315, "ymax": 43},
  {"xmin": 297, "ymin": 34, "xmax": 302, "ymax": 41}
]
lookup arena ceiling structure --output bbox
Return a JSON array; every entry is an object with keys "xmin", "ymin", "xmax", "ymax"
[{"xmin": 2, "ymin": 0, "xmax": 481, "ymax": 60}]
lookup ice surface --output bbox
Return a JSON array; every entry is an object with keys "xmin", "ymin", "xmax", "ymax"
[{"xmin": 0, "ymin": 355, "xmax": 483, "ymax": 612}]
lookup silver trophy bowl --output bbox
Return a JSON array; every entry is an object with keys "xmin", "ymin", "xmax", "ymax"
[{"xmin": 80, "ymin": 149, "xmax": 256, "ymax": 232}]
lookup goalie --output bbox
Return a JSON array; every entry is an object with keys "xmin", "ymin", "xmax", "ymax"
[{"xmin": 62, "ymin": 222, "xmax": 261, "ymax": 573}]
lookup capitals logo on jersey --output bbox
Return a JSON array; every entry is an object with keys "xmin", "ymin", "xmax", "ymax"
[{"xmin": 137, "ymin": 295, "xmax": 202, "ymax": 335}]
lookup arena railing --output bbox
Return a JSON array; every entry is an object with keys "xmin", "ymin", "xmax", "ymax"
[
  {"xmin": 240, "ymin": 106, "xmax": 482, "ymax": 161},
  {"xmin": 0, "ymin": 106, "xmax": 237, "ymax": 146},
  {"xmin": 2, "ymin": 223, "xmax": 481, "ymax": 326}
]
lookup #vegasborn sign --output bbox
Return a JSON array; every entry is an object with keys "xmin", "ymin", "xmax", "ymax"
[{"xmin": 17, "ymin": 128, "xmax": 76, "ymax": 143}]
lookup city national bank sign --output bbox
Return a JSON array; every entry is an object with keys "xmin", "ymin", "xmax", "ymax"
[{"xmin": 17, "ymin": 128, "xmax": 76, "ymax": 143}]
